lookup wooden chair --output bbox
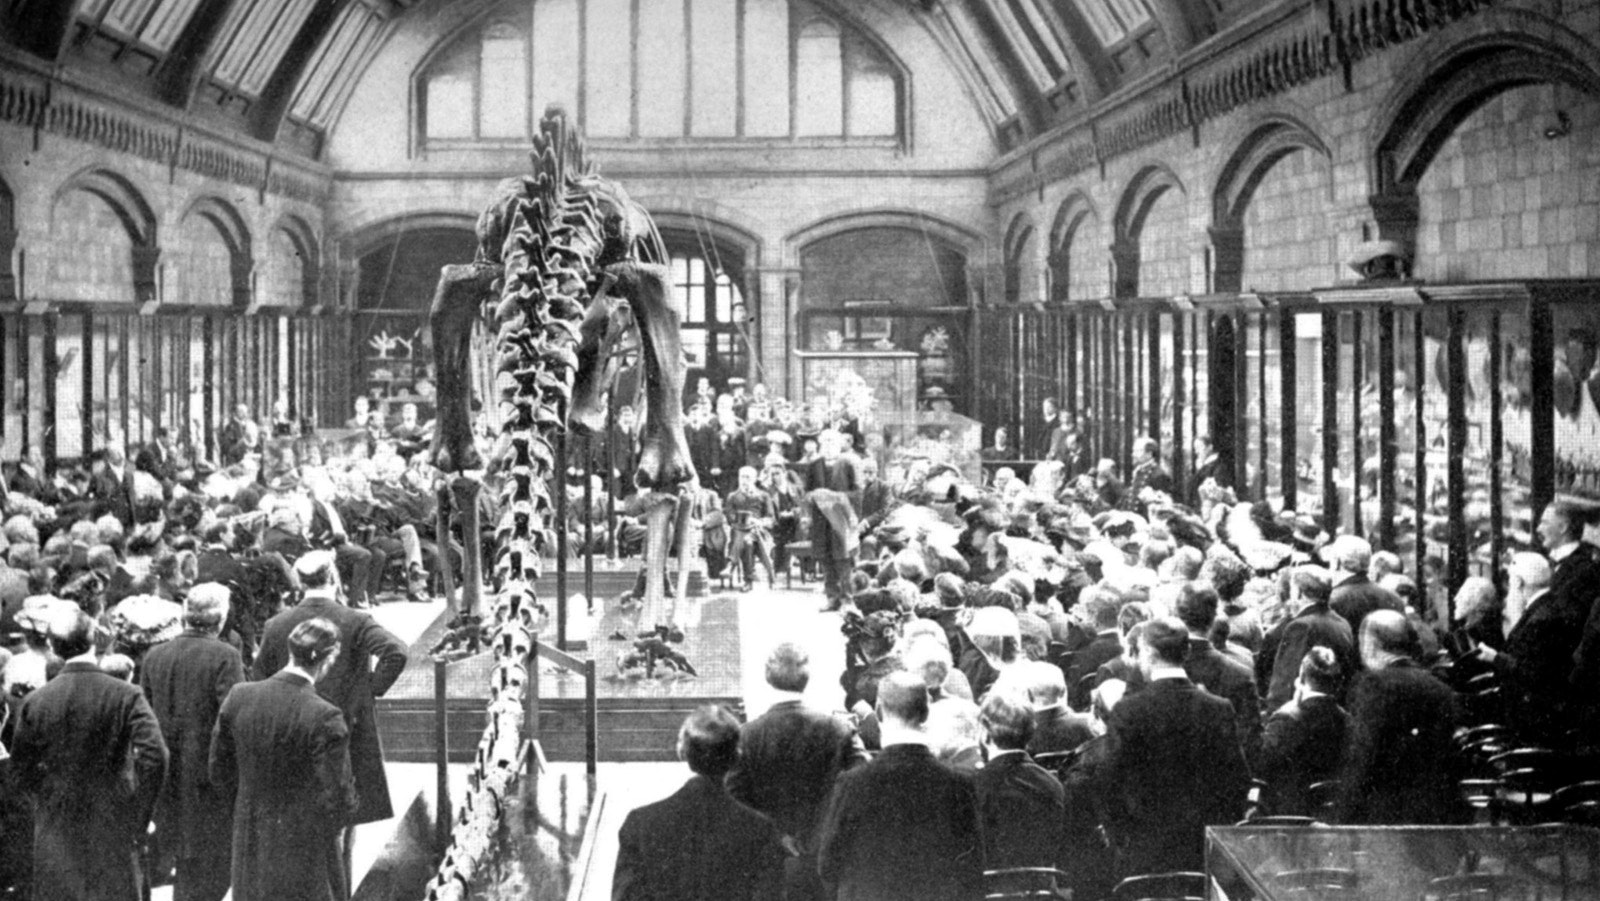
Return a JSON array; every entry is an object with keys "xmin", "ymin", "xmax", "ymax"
[
  {"xmin": 782, "ymin": 540, "xmax": 815, "ymax": 588},
  {"xmin": 1551, "ymin": 781, "xmax": 1600, "ymax": 825},
  {"xmin": 1235, "ymin": 815, "xmax": 1318, "ymax": 827},
  {"xmin": 1111, "ymin": 871, "xmax": 1206, "ymax": 901},
  {"xmin": 1271, "ymin": 867, "xmax": 1360, "ymax": 899},
  {"xmin": 1305, "ymin": 780, "xmax": 1340, "ymax": 819},
  {"xmin": 983, "ymin": 866, "xmax": 1071, "ymax": 900},
  {"xmin": 1423, "ymin": 873, "xmax": 1542, "ymax": 901}
]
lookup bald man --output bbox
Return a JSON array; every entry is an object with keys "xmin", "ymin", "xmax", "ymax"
[
  {"xmin": 1475, "ymin": 553, "xmax": 1583, "ymax": 745},
  {"xmin": 1338, "ymin": 610, "xmax": 1467, "ymax": 825}
]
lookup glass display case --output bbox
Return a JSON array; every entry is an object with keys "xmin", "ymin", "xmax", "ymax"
[
  {"xmin": 875, "ymin": 410, "xmax": 981, "ymax": 485},
  {"xmin": 1206, "ymin": 824, "xmax": 1600, "ymax": 901},
  {"xmin": 971, "ymin": 279, "xmax": 1599, "ymax": 617}
]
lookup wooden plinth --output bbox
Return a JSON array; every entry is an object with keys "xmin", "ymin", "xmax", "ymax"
[{"xmin": 377, "ymin": 568, "xmax": 741, "ymax": 763}]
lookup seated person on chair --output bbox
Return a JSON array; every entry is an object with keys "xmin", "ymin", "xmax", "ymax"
[{"xmin": 725, "ymin": 466, "xmax": 777, "ymax": 590}]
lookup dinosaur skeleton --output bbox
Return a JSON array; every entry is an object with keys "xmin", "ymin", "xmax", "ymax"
[
  {"xmin": 429, "ymin": 106, "xmax": 698, "ymax": 640},
  {"xmin": 422, "ymin": 108, "xmax": 697, "ymax": 901}
]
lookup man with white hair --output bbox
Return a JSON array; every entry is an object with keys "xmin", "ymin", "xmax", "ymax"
[
  {"xmin": 258, "ymin": 473, "xmax": 383, "ymax": 609},
  {"xmin": 252, "ymin": 551, "xmax": 407, "ymax": 886},
  {"xmin": 140, "ymin": 583, "xmax": 245, "ymax": 901},
  {"xmin": 1325, "ymin": 535, "xmax": 1402, "ymax": 633},
  {"xmin": 1474, "ymin": 552, "xmax": 1582, "ymax": 744},
  {"xmin": 1020, "ymin": 660, "xmax": 1093, "ymax": 754}
]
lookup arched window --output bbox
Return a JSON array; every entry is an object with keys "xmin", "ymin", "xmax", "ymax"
[
  {"xmin": 419, "ymin": 0, "xmax": 903, "ymax": 144},
  {"xmin": 665, "ymin": 234, "xmax": 748, "ymax": 387}
]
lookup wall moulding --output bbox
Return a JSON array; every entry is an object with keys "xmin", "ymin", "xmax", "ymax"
[
  {"xmin": 987, "ymin": 0, "xmax": 1499, "ymax": 205},
  {"xmin": 0, "ymin": 60, "xmax": 333, "ymax": 205}
]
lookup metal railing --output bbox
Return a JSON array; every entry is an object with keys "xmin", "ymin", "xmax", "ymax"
[{"xmin": 423, "ymin": 609, "xmax": 599, "ymax": 901}]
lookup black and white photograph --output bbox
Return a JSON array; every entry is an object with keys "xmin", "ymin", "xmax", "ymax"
[{"xmin": 2, "ymin": 0, "xmax": 1600, "ymax": 899}]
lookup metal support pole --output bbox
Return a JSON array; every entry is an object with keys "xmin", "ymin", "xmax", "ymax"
[
  {"xmin": 555, "ymin": 430, "xmax": 569, "ymax": 651},
  {"xmin": 525, "ymin": 646, "xmax": 541, "ymax": 782},
  {"xmin": 584, "ymin": 658, "xmax": 598, "ymax": 779},
  {"xmin": 434, "ymin": 659, "xmax": 452, "ymax": 842},
  {"xmin": 605, "ymin": 400, "xmax": 617, "ymax": 561},
  {"xmin": 583, "ymin": 434, "xmax": 595, "ymax": 607}
]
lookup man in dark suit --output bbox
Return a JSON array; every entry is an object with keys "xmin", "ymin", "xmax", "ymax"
[
  {"xmin": 1175, "ymin": 582, "xmax": 1262, "ymax": 757},
  {"xmin": 1100, "ymin": 617, "xmax": 1248, "ymax": 876},
  {"xmin": 726, "ymin": 643, "xmax": 865, "ymax": 901},
  {"xmin": 10, "ymin": 608, "xmax": 168, "ymax": 901},
  {"xmin": 90, "ymin": 446, "xmax": 138, "ymax": 527},
  {"xmin": 614, "ymin": 705, "xmax": 785, "ymax": 901},
  {"xmin": 1548, "ymin": 501, "xmax": 1600, "ymax": 739},
  {"xmin": 1338, "ymin": 611, "xmax": 1468, "ymax": 825},
  {"xmin": 1474, "ymin": 552, "xmax": 1587, "ymax": 746},
  {"xmin": 817, "ymin": 672, "xmax": 984, "ymax": 901},
  {"xmin": 1326, "ymin": 536, "xmax": 1403, "ymax": 634},
  {"xmin": 252, "ymin": 551, "xmax": 407, "ymax": 884},
  {"xmin": 1255, "ymin": 647, "xmax": 1350, "ymax": 817},
  {"xmin": 8, "ymin": 445, "xmax": 58, "ymax": 505},
  {"xmin": 218, "ymin": 404, "xmax": 255, "ymax": 467},
  {"xmin": 1257, "ymin": 568, "xmax": 1356, "ymax": 711},
  {"xmin": 1021, "ymin": 660, "xmax": 1093, "ymax": 754},
  {"xmin": 1067, "ymin": 586, "xmax": 1124, "ymax": 710},
  {"xmin": 1126, "ymin": 437, "xmax": 1175, "ymax": 512},
  {"xmin": 210, "ymin": 617, "xmax": 358, "ymax": 901},
  {"xmin": 974, "ymin": 690, "xmax": 1066, "ymax": 878},
  {"xmin": 140, "ymin": 584, "xmax": 245, "ymax": 901},
  {"xmin": 135, "ymin": 427, "xmax": 180, "ymax": 490}
]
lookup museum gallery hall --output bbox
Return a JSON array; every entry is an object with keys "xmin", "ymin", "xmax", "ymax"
[{"xmin": 2, "ymin": 1, "xmax": 1600, "ymax": 900}]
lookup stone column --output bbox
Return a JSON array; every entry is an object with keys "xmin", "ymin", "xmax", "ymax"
[
  {"xmin": 1207, "ymin": 224, "xmax": 1244, "ymax": 294},
  {"xmin": 756, "ymin": 266, "xmax": 799, "ymax": 399},
  {"xmin": 1109, "ymin": 238, "xmax": 1140, "ymax": 298}
]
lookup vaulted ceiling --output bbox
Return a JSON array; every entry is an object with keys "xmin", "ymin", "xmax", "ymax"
[{"xmin": 0, "ymin": 0, "xmax": 1262, "ymax": 160}]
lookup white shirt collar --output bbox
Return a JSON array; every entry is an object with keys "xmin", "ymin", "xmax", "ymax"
[
  {"xmin": 1550, "ymin": 542, "xmax": 1579, "ymax": 563},
  {"xmin": 1150, "ymin": 665, "xmax": 1188, "ymax": 681}
]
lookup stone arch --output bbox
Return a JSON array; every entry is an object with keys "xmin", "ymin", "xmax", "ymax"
[
  {"xmin": 1210, "ymin": 114, "xmax": 1332, "ymax": 293},
  {"xmin": 51, "ymin": 167, "xmax": 160, "ymax": 303},
  {"xmin": 1003, "ymin": 212, "xmax": 1040, "ymax": 304},
  {"xmin": 263, "ymin": 214, "xmax": 321, "ymax": 307},
  {"xmin": 180, "ymin": 196, "xmax": 254, "ymax": 307},
  {"xmin": 786, "ymin": 208, "xmax": 985, "ymax": 263},
  {"xmin": 1047, "ymin": 192, "xmax": 1100, "ymax": 301},
  {"xmin": 1110, "ymin": 164, "xmax": 1186, "ymax": 298},
  {"xmin": 339, "ymin": 210, "xmax": 477, "ymax": 262},
  {"xmin": 1368, "ymin": 14, "xmax": 1600, "ymax": 250},
  {"xmin": 649, "ymin": 209, "xmax": 764, "ymax": 284}
]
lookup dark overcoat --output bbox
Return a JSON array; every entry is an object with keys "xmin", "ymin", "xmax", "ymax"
[
  {"xmin": 252, "ymin": 594, "xmax": 407, "ymax": 824},
  {"xmin": 140, "ymin": 631, "xmax": 245, "ymax": 891},
  {"xmin": 10, "ymin": 660, "xmax": 168, "ymax": 901},
  {"xmin": 210, "ymin": 671, "xmax": 358, "ymax": 901}
]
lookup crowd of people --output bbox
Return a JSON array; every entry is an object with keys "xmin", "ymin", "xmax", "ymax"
[
  {"xmin": 614, "ymin": 404, "xmax": 1600, "ymax": 900},
  {"xmin": 0, "ymin": 398, "xmax": 438, "ymax": 901},
  {"xmin": 4, "ymin": 371, "xmax": 1600, "ymax": 901}
]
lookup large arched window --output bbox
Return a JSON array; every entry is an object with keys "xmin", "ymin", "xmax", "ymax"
[
  {"xmin": 663, "ymin": 231, "xmax": 749, "ymax": 388},
  {"xmin": 418, "ymin": 0, "xmax": 903, "ymax": 144}
]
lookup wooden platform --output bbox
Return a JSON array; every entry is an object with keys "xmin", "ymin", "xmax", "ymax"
[{"xmin": 376, "ymin": 568, "xmax": 740, "ymax": 764}]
